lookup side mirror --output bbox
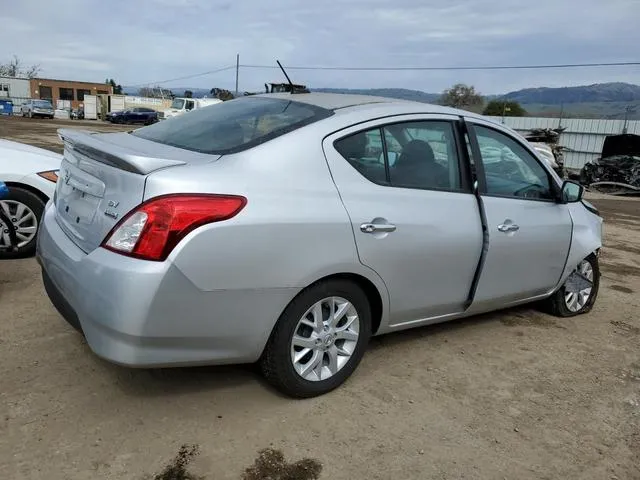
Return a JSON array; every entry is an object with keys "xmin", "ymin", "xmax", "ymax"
[{"xmin": 560, "ymin": 180, "xmax": 584, "ymax": 203}]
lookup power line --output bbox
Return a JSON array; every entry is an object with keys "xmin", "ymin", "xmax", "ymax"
[
  {"xmin": 126, "ymin": 60, "xmax": 640, "ymax": 89},
  {"xmin": 129, "ymin": 65, "xmax": 236, "ymax": 87},
  {"xmin": 239, "ymin": 61, "xmax": 640, "ymax": 72}
]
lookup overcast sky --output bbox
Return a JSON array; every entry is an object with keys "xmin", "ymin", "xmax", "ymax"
[{"xmin": 2, "ymin": 0, "xmax": 640, "ymax": 94}]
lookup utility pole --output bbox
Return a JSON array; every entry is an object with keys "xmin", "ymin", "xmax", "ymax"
[
  {"xmin": 622, "ymin": 105, "xmax": 633, "ymax": 134},
  {"xmin": 558, "ymin": 103, "xmax": 564, "ymax": 129},
  {"xmin": 235, "ymin": 54, "xmax": 239, "ymax": 97},
  {"xmin": 501, "ymin": 102, "xmax": 510, "ymax": 124}
]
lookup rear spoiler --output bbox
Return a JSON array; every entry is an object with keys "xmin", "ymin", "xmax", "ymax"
[{"xmin": 58, "ymin": 128, "xmax": 187, "ymax": 175}]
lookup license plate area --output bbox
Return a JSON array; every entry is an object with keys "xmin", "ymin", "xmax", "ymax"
[{"xmin": 56, "ymin": 162, "xmax": 105, "ymax": 227}]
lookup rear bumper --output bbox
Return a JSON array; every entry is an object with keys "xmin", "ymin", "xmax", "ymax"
[{"xmin": 36, "ymin": 204, "xmax": 297, "ymax": 367}]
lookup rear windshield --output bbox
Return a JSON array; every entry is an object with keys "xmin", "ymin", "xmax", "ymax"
[{"xmin": 132, "ymin": 96, "xmax": 333, "ymax": 155}]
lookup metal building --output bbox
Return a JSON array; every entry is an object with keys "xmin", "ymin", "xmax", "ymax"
[
  {"xmin": 486, "ymin": 116, "xmax": 640, "ymax": 171},
  {"xmin": 0, "ymin": 76, "xmax": 31, "ymax": 112}
]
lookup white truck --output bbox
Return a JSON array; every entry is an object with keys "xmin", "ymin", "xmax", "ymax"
[{"xmin": 159, "ymin": 97, "xmax": 223, "ymax": 120}]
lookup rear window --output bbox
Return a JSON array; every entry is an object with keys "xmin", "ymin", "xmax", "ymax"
[{"xmin": 132, "ymin": 96, "xmax": 333, "ymax": 155}]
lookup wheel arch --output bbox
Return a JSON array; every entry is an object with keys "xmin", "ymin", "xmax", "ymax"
[
  {"xmin": 3, "ymin": 182, "xmax": 51, "ymax": 205},
  {"xmin": 264, "ymin": 268, "xmax": 389, "ymax": 353},
  {"xmin": 555, "ymin": 203, "xmax": 603, "ymax": 289},
  {"xmin": 313, "ymin": 272, "xmax": 385, "ymax": 335}
]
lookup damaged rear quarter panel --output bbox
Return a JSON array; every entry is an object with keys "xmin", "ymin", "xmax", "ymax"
[{"xmin": 557, "ymin": 202, "xmax": 603, "ymax": 286}]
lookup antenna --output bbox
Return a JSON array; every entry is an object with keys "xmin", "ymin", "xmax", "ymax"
[
  {"xmin": 277, "ymin": 60, "xmax": 295, "ymax": 91},
  {"xmin": 275, "ymin": 60, "xmax": 310, "ymax": 94}
]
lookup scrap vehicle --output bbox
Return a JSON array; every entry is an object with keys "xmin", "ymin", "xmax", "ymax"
[
  {"xmin": 243, "ymin": 82, "xmax": 311, "ymax": 96},
  {"xmin": 265, "ymin": 82, "xmax": 310, "ymax": 93},
  {"xmin": 37, "ymin": 92, "xmax": 602, "ymax": 398},
  {"xmin": 579, "ymin": 133, "xmax": 640, "ymax": 195},
  {"xmin": 523, "ymin": 128, "xmax": 567, "ymax": 178}
]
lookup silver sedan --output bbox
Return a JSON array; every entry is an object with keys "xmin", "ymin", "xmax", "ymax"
[{"xmin": 36, "ymin": 93, "xmax": 602, "ymax": 398}]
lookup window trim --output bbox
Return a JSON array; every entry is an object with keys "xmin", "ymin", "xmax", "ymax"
[
  {"xmin": 465, "ymin": 120, "xmax": 561, "ymax": 203},
  {"xmin": 332, "ymin": 117, "xmax": 473, "ymax": 194}
]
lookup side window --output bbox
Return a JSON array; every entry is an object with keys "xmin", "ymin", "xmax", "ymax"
[
  {"xmin": 185, "ymin": 100, "xmax": 195, "ymax": 111},
  {"xmin": 473, "ymin": 125, "xmax": 553, "ymax": 201},
  {"xmin": 385, "ymin": 121, "xmax": 461, "ymax": 191},
  {"xmin": 334, "ymin": 128, "xmax": 387, "ymax": 185},
  {"xmin": 334, "ymin": 121, "xmax": 462, "ymax": 192}
]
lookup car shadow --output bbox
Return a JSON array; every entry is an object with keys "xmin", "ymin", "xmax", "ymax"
[
  {"xmin": 87, "ymin": 305, "xmax": 547, "ymax": 399},
  {"xmin": 91, "ymin": 354, "xmax": 282, "ymax": 399}
]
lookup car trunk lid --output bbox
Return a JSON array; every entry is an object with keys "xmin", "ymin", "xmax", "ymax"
[{"xmin": 54, "ymin": 128, "xmax": 219, "ymax": 253}]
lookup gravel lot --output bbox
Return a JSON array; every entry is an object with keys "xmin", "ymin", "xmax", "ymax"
[{"xmin": 1, "ymin": 117, "xmax": 639, "ymax": 479}]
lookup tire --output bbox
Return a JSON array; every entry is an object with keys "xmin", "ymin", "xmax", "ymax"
[
  {"xmin": 0, "ymin": 187, "xmax": 46, "ymax": 259},
  {"xmin": 261, "ymin": 279, "xmax": 372, "ymax": 398},
  {"xmin": 542, "ymin": 254, "xmax": 600, "ymax": 317}
]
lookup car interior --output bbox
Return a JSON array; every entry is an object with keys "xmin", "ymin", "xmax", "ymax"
[{"xmin": 335, "ymin": 122, "xmax": 460, "ymax": 191}]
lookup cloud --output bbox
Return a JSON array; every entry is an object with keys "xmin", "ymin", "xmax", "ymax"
[{"xmin": 1, "ymin": 0, "xmax": 639, "ymax": 93}]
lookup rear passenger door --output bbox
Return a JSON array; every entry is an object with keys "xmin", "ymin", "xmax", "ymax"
[
  {"xmin": 323, "ymin": 115, "xmax": 484, "ymax": 326},
  {"xmin": 466, "ymin": 120, "xmax": 572, "ymax": 309}
]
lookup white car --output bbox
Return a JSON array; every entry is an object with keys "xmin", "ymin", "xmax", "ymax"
[{"xmin": 0, "ymin": 139, "xmax": 61, "ymax": 258}]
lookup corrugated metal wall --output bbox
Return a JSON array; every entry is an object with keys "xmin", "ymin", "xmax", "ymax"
[{"xmin": 485, "ymin": 116, "xmax": 640, "ymax": 170}]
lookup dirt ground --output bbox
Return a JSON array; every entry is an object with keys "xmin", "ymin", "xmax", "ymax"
[
  {"xmin": 0, "ymin": 115, "xmax": 131, "ymax": 153},
  {"xmin": 1, "ymin": 118, "xmax": 639, "ymax": 479}
]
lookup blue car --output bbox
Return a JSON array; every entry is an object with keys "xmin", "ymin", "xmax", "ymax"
[{"xmin": 106, "ymin": 107, "xmax": 158, "ymax": 125}]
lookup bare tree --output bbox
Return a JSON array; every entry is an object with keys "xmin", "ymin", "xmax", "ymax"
[
  {"xmin": 439, "ymin": 83, "xmax": 484, "ymax": 111},
  {"xmin": 0, "ymin": 55, "xmax": 41, "ymax": 78}
]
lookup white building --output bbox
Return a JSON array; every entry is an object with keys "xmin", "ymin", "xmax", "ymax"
[{"xmin": 0, "ymin": 76, "xmax": 31, "ymax": 101}]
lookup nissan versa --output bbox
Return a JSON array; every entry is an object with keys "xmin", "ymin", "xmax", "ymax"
[{"xmin": 36, "ymin": 93, "xmax": 602, "ymax": 398}]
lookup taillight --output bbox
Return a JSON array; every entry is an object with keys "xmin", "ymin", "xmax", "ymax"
[{"xmin": 102, "ymin": 194, "xmax": 246, "ymax": 261}]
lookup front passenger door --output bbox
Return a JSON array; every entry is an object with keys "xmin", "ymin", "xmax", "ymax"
[{"xmin": 468, "ymin": 122, "xmax": 572, "ymax": 310}]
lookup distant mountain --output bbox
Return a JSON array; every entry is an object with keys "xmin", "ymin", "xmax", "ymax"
[
  {"xmin": 121, "ymin": 82, "xmax": 640, "ymax": 119},
  {"xmin": 311, "ymin": 87, "xmax": 441, "ymax": 104},
  {"xmin": 503, "ymin": 82, "xmax": 640, "ymax": 105}
]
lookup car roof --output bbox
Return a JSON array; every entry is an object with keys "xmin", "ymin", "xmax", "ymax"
[
  {"xmin": 257, "ymin": 92, "xmax": 412, "ymax": 110},
  {"xmin": 255, "ymin": 91, "xmax": 484, "ymax": 119}
]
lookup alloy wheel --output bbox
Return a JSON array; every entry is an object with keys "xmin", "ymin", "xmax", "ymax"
[
  {"xmin": 0, "ymin": 200, "xmax": 38, "ymax": 249},
  {"xmin": 290, "ymin": 296, "xmax": 360, "ymax": 382},
  {"xmin": 564, "ymin": 259, "xmax": 594, "ymax": 312}
]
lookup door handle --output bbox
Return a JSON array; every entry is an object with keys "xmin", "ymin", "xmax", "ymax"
[
  {"xmin": 360, "ymin": 223, "xmax": 396, "ymax": 234},
  {"xmin": 497, "ymin": 223, "xmax": 520, "ymax": 233}
]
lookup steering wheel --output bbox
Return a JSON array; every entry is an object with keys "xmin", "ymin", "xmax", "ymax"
[{"xmin": 514, "ymin": 184, "xmax": 545, "ymax": 199}]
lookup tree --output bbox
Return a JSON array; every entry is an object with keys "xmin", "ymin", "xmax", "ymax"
[
  {"xmin": 210, "ymin": 87, "xmax": 234, "ymax": 101},
  {"xmin": 183, "ymin": 90, "xmax": 193, "ymax": 98},
  {"xmin": 0, "ymin": 55, "xmax": 41, "ymax": 78},
  {"xmin": 439, "ymin": 83, "xmax": 484, "ymax": 111},
  {"xmin": 483, "ymin": 100, "xmax": 526, "ymax": 117},
  {"xmin": 105, "ymin": 78, "xmax": 123, "ymax": 95}
]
